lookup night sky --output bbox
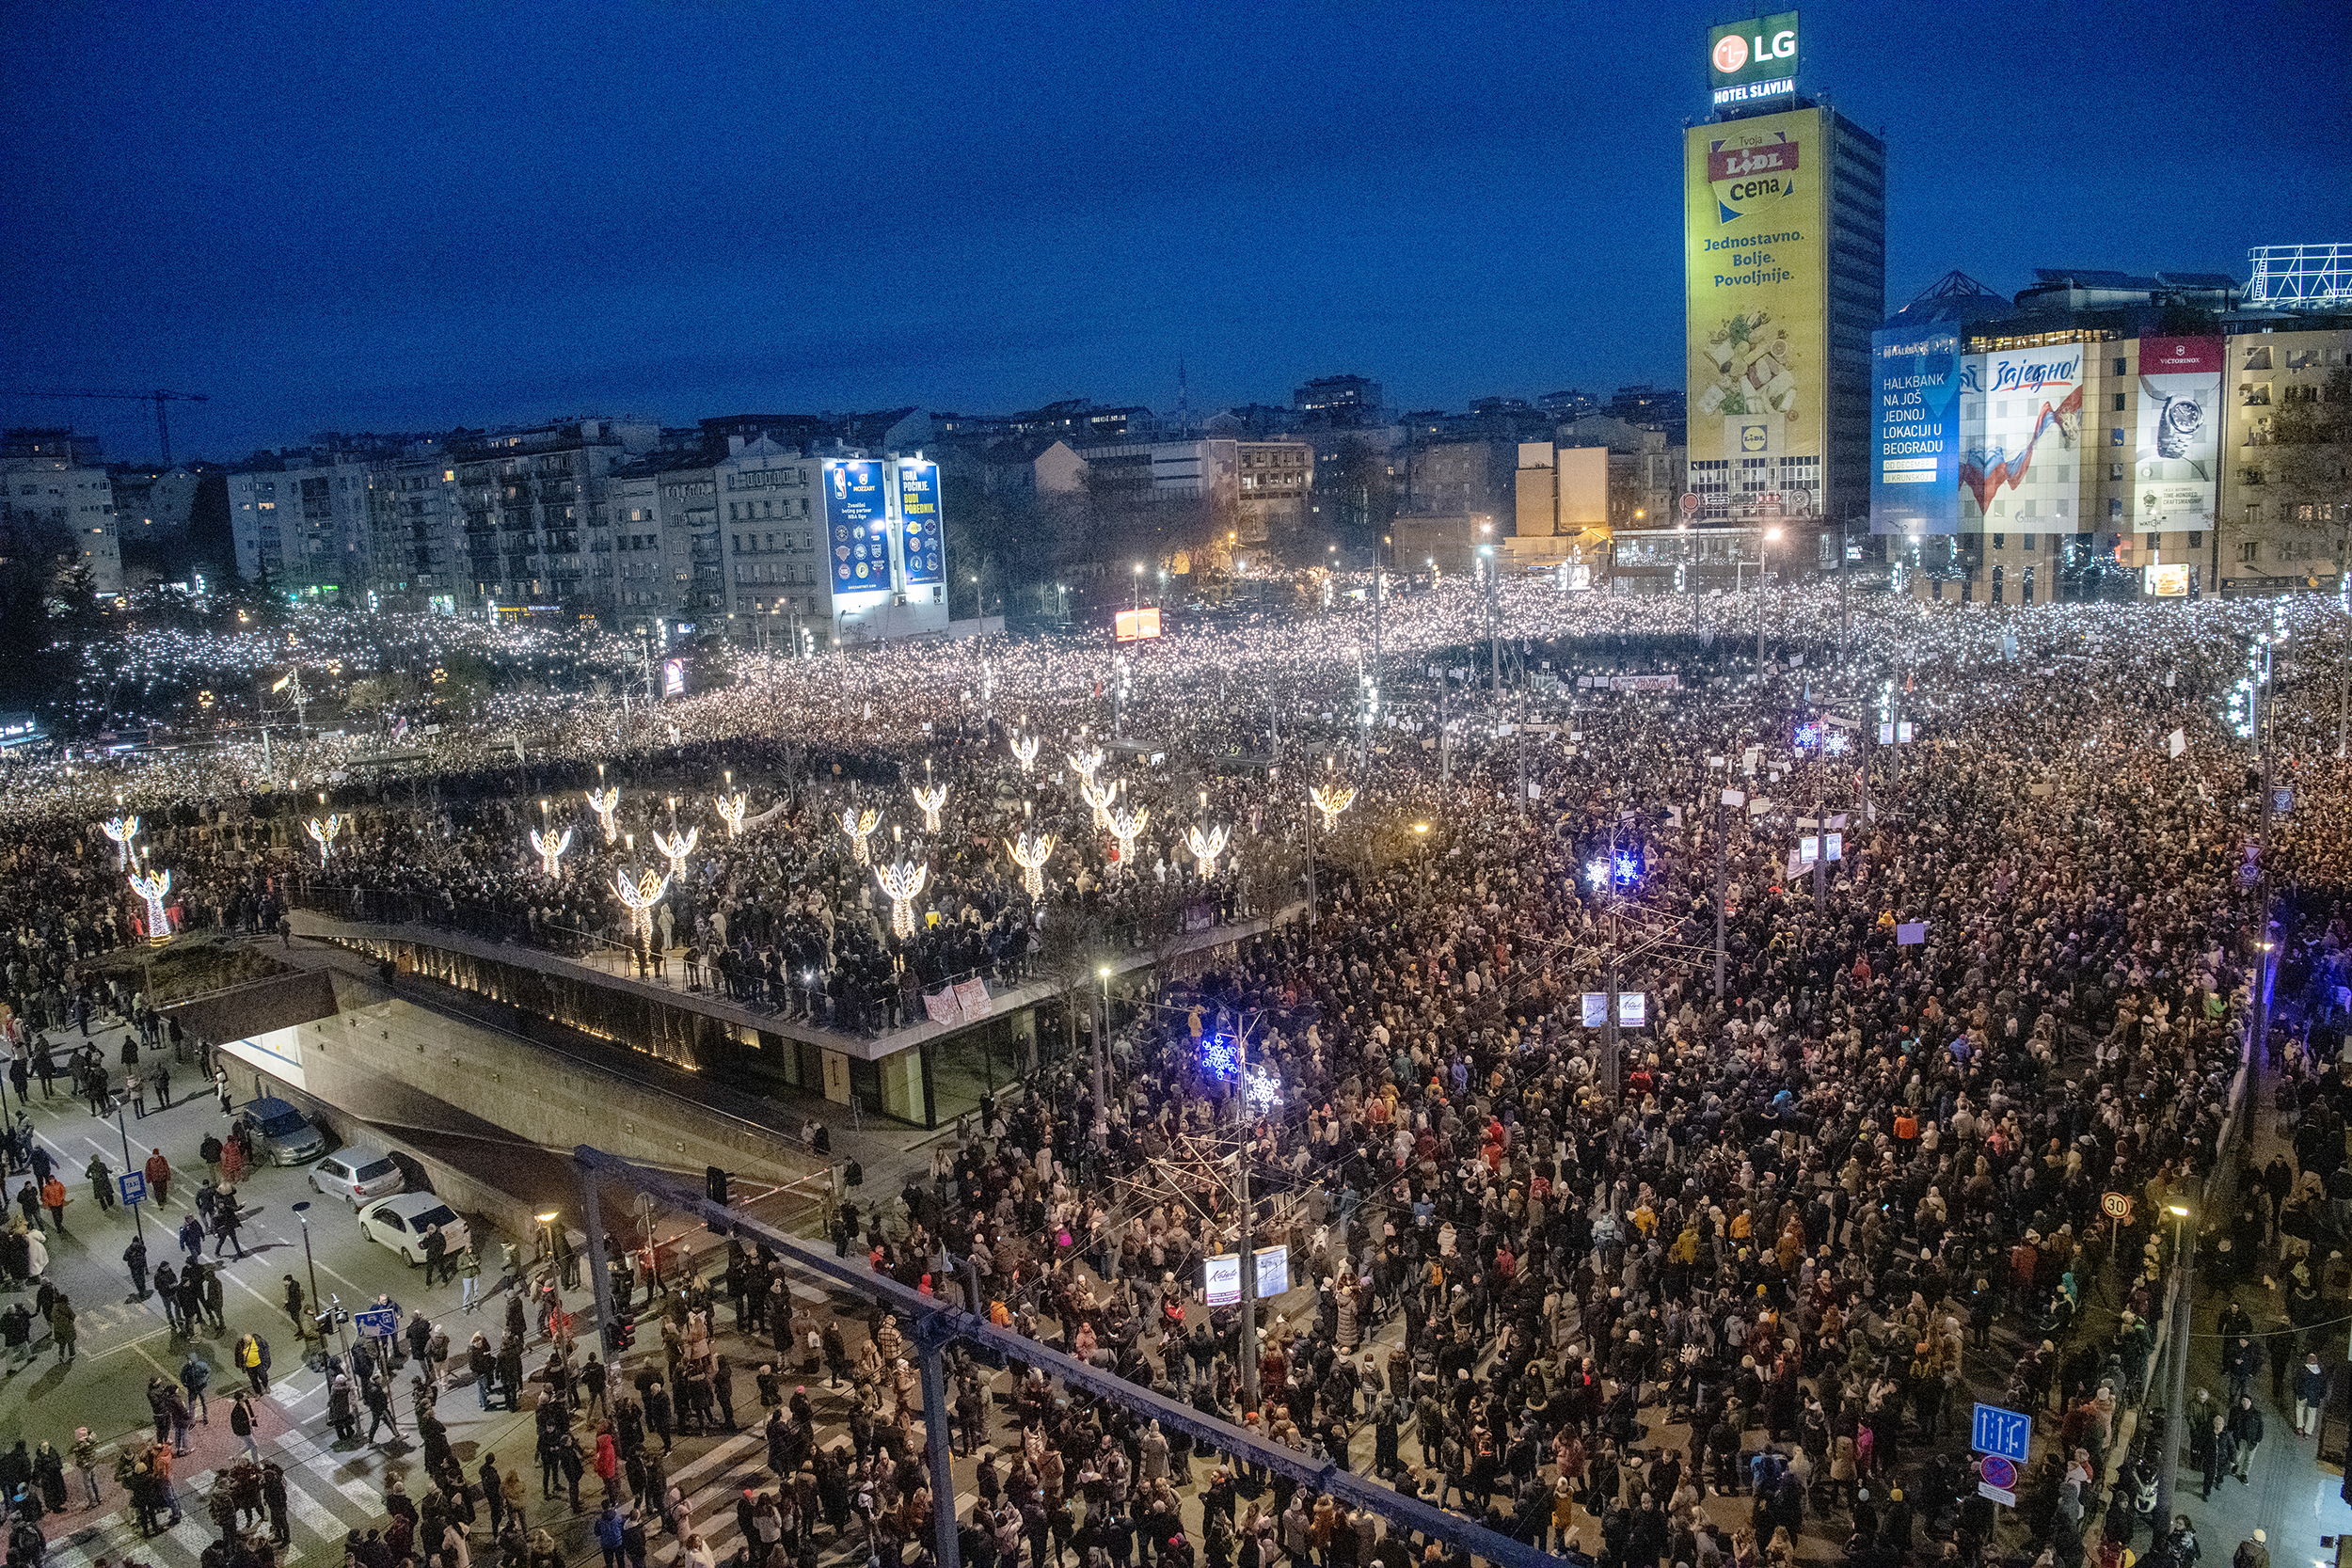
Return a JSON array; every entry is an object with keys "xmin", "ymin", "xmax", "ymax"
[{"xmin": 4, "ymin": 0, "xmax": 2341, "ymax": 462}]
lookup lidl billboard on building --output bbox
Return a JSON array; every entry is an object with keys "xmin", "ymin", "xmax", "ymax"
[
  {"xmin": 824, "ymin": 459, "xmax": 889, "ymax": 594},
  {"xmin": 1686, "ymin": 106, "xmax": 1828, "ymax": 520},
  {"xmin": 895, "ymin": 459, "xmax": 945, "ymax": 589},
  {"xmin": 1708, "ymin": 11, "xmax": 1800, "ymax": 109},
  {"xmin": 1870, "ymin": 325, "xmax": 1962, "ymax": 535}
]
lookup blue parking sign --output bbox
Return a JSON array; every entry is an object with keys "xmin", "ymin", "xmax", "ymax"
[
  {"xmin": 354, "ymin": 1307, "xmax": 399, "ymax": 1338},
  {"xmin": 119, "ymin": 1172, "xmax": 147, "ymax": 1207},
  {"xmin": 1972, "ymin": 1402, "xmax": 2031, "ymax": 1465}
]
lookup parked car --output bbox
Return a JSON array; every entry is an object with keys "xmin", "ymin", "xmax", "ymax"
[
  {"xmin": 358, "ymin": 1194, "xmax": 471, "ymax": 1266},
  {"xmin": 309, "ymin": 1146, "xmax": 405, "ymax": 1208},
  {"xmin": 234, "ymin": 1097, "xmax": 326, "ymax": 1165}
]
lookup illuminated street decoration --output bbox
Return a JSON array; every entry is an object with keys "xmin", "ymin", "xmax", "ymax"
[
  {"xmin": 1106, "ymin": 801, "xmax": 1149, "ymax": 870},
  {"xmin": 1081, "ymin": 775, "xmax": 1116, "ymax": 831},
  {"xmin": 715, "ymin": 793, "xmax": 748, "ymax": 839},
  {"xmin": 1068, "ymin": 744, "xmax": 1104, "ymax": 785},
  {"xmin": 912, "ymin": 783, "xmax": 948, "ymax": 833},
  {"xmin": 838, "ymin": 806, "xmax": 881, "ymax": 865},
  {"xmin": 1243, "ymin": 1065, "xmax": 1282, "ymax": 1112},
  {"xmin": 100, "ymin": 815, "xmax": 139, "ymax": 870},
  {"xmin": 530, "ymin": 825, "xmax": 573, "ymax": 878},
  {"xmin": 585, "ymin": 786, "xmax": 620, "ymax": 844},
  {"xmin": 1005, "ymin": 830, "xmax": 1056, "ymax": 898},
  {"xmin": 651, "ymin": 824, "xmax": 698, "ymax": 882},
  {"xmin": 305, "ymin": 815, "xmax": 342, "ymax": 863},
  {"xmin": 876, "ymin": 855, "xmax": 929, "ymax": 940},
  {"xmin": 1309, "ymin": 781, "xmax": 1357, "ymax": 832},
  {"xmin": 128, "ymin": 866, "xmax": 173, "ymax": 946},
  {"xmin": 1186, "ymin": 821, "xmax": 1229, "ymax": 880},
  {"xmin": 1009, "ymin": 732, "xmax": 1040, "ymax": 773},
  {"xmin": 610, "ymin": 867, "xmax": 670, "ymax": 945},
  {"xmin": 1200, "ymin": 1035, "xmax": 1239, "ymax": 1080}
]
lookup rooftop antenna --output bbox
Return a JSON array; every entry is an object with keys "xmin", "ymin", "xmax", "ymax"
[{"xmin": 1176, "ymin": 359, "xmax": 1190, "ymax": 432}]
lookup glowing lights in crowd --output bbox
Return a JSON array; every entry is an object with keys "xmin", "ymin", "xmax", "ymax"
[
  {"xmin": 1106, "ymin": 801, "xmax": 1150, "ymax": 870},
  {"xmin": 100, "ymin": 815, "xmax": 140, "ymax": 870},
  {"xmin": 127, "ymin": 866, "xmax": 173, "ymax": 946},
  {"xmin": 651, "ymin": 825, "xmax": 699, "ymax": 882},
  {"xmin": 715, "ymin": 793, "xmax": 748, "ymax": 839},
  {"xmin": 838, "ymin": 806, "xmax": 882, "ymax": 865},
  {"xmin": 912, "ymin": 783, "xmax": 948, "ymax": 833},
  {"xmin": 530, "ymin": 825, "xmax": 573, "ymax": 878},
  {"xmin": 609, "ymin": 866, "xmax": 670, "ymax": 945},
  {"xmin": 1186, "ymin": 821, "xmax": 1229, "ymax": 880},
  {"xmin": 585, "ymin": 786, "xmax": 620, "ymax": 844},
  {"xmin": 1005, "ymin": 829, "xmax": 1056, "ymax": 897},
  {"xmin": 305, "ymin": 815, "xmax": 342, "ymax": 863},
  {"xmin": 875, "ymin": 854, "xmax": 930, "ymax": 940}
]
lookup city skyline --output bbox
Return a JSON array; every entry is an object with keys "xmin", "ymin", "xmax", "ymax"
[{"xmin": 3, "ymin": 0, "xmax": 2341, "ymax": 462}]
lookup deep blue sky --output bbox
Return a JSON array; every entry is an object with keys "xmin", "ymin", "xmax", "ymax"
[{"xmin": 4, "ymin": 0, "xmax": 2342, "ymax": 462}]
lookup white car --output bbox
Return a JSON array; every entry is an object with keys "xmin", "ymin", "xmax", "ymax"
[
  {"xmin": 310, "ymin": 1147, "xmax": 405, "ymax": 1209},
  {"xmin": 358, "ymin": 1194, "xmax": 471, "ymax": 1267}
]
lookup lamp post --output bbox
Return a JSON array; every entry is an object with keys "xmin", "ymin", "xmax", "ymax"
[
  {"xmin": 1756, "ymin": 525, "xmax": 1783, "ymax": 669},
  {"xmin": 110, "ymin": 1095, "xmax": 145, "ymax": 1247},
  {"xmin": 293, "ymin": 1199, "xmax": 323, "ymax": 1359},
  {"xmin": 2153, "ymin": 1199, "xmax": 2194, "ymax": 1524},
  {"xmin": 1092, "ymin": 963, "xmax": 1112, "ymax": 1149}
]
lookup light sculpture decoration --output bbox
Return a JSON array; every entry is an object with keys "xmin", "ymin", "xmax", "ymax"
[
  {"xmin": 305, "ymin": 815, "xmax": 342, "ymax": 864},
  {"xmin": 912, "ymin": 783, "xmax": 948, "ymax": 833},
  {"xmin": 530, "ymin": 825, "xmax": 573, "ymax": 879},
  {"xmin": 876, "ymin": 854, "xmax": 930, "ymax": 940},
  {"xmin": 652, "ymin": 825, "xmax": 699, "ymax": 883},
  {"xmin": 128, "ymin": 867, "xmax": 173, "ymax": 947},
  {"xmin": 585, "ymin": 786, "xmax": 620, "ymax": 845},
  {"xmin": 1005, "ymin": 830, "xmax": 1056, "ymax": 898},
  {"xmin": 838, "ymin": 806, "xmax": 881, "ymax": 865},
  {"xmin": 610, "ymin": 867, "xmax": 671, "ymax": 946},
  {"xmin": 101, "ymin": 816, "xmax": 140, "ymax": 870},
  {"xmin": 715, "ymin": 793, "xmax": 748, "ymax": 839}
]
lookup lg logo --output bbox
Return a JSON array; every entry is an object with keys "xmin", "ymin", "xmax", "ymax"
[{"xmin": 1714, "ymin": 27, "xmax": 1795, "ymax": 75}]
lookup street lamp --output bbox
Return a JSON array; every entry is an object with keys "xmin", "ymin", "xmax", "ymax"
[
  {"xmin": 1092, "ymin": 963, "xmax": 1113, "ymax": 1148},
  {"xmin": 292, "ymin": 1199, "xmax": 325, "ymax": 1357},
  {"xmin": 1131, "ymin": 563, "xmax": 1143, "ymax": 610},
  {"xmin": 1756, "ymin": 525, "xmax": 1784, "ymax": 668}
]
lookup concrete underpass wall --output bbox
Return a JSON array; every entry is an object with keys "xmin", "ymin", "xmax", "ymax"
[{"xmin": 225, "ymin": 972, "xmax": 817, "ymax": 1192}]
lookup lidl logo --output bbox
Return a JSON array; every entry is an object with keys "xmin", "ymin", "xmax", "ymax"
[
  {"xmin": 1740, "ymin": 425, "xmax": 1769, "ymax": 453},
  {"xmin": 1708, "ymin": 133, "xmax": 1800, "ymax": 224}
]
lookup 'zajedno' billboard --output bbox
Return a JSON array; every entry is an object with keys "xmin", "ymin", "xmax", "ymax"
[{"xmin": 1686, "ymin": 106, "xmax": 1828, "ymax": 517}]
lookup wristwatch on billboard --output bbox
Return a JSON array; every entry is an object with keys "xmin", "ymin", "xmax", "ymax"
[{"xmin": 2154, "ymin": 394, "xmax": 2203, "ymax": 459}]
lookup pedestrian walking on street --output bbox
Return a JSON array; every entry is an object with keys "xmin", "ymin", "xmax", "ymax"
[
  {"xmin": 40, "ymin": 1174, "xmax": 68, "ymax": 1236},
  {"xmin": 2232, "ymin": 1395, "xmax": 2265, "ymax": 1481},
  {"xmin": 180, "ymin": 1349, "xmax": 211, "ymax": 1422},
  {"xmin": 235, "ymin": 1330, "xmax": 272, "ymax": 1395},
  {"xmin": 87, "ymin": 1155, "xmax": 114, "ymax": 1215},
  {"xmin": 215, "ymin": 1071, "xmax": 232, "ymax": 1115},
  {"xmin": 123, "ymin": 1234, "xmax": 149, "ymax": 1301},
  {"xmin": 48, "ymin": 1293, "xmax": 75, "ymax": 1366},
  {"xmin": 230, "ymin": 1391, "xmax": 261, "ymax": 1463},
  {"xmin": 177, "ymin": 1212, "xmax": 202, "ymax": 1265},
  {"xmin": 2295, "ymin": 1353, "xmax": 2329, "ymax": 1435},
  {"xmin": 459, "ymin": 1243, "xmax": 482, "ymax": 1310},
  {"xmin": 144, "ymin": 1148, "xmax": 170, "ymax": 1208},
  {"xmin": 70, "ymin": 1427, "xmax": 99, "ymax": 1510}
]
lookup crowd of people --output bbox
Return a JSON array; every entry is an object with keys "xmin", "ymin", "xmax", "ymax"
[{"xmin": 0, "ymin": 577, "xmax": 2344, "ymax": 1568}]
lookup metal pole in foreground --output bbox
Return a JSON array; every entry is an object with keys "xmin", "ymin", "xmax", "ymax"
[
  {"xmin": 1236, "ymin": 1028, "xmax": 1259, "ymax": 1417},
  {"xmin": 1302, "ymin": 794, "xmax": 1316, "ymax": 930},
  {"xmin": 2153, "ymin": 1202, "xmax": 2194, "ymax": 1526},
  {"xmin": 113, "ymin": 1099, "xmax": 145, "ymax": 1244},
  {"xmin": 1713, "ymin": 792, "xmax": 1728, "ymax": 1000},
  {"xmin": 576, "ymin": 1162, "xmax": 616, "ymax": 1354},
  {"xmin": 916, "ymin": 1326, "xmax": 964, "ymax": 1568}
]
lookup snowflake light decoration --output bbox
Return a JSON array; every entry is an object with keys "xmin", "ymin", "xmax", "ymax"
[
  {"xmin": 610, "ymin": 867, "xmax": 671, "ymax": 945},
  {"xmin": 652, "ymin": 825, "xmax": 699, "ymax": 883},
  {"xmin": 714, "ymin": 793, "xmax": 748, "ymax": 839},
  {"xmin": 1106, "ymin": 801, "xmax": 1150, "ymax": 870},
  {"xmin": 1185, "ymin": 821, "xmax": 1229, "ymax": 880},
  {"xmin": 1009, "ymin": 733, "xmax": 1039, "ymax": 773}
]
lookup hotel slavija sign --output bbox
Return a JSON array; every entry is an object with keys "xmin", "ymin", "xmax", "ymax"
[
  {"xmin": 1709, "ymin": 12, "xmax": 1799, "ymax": 107},
  {"xmin": 1686, "ymin": 107, "xmax": 1828, "ymax": 510}
]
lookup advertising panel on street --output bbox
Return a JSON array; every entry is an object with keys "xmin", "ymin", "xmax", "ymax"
[
  {"xmin": 1252, "ymin": 1243, "xmax": 1291, "ymax": 1298},
  {"xmin": 824, "ymin": 460, "xmax": 890, "ymax": 594},
  {"xmin": 1114, "ymin": 608, "xmax": 1163, "ymax": 641},
  {"xmin": 1204, "ymin": 1253, "xmax": 1240, "ymax": 1307},
  {"xmin": 2135, "ymin": 336, "xmax": 2222, "ymax": 534},
  {"xmin": 2146, "ymin": 563, "xmax": 2191, "ymax": 597},
  {"xmin": 1871, "ymin": 325, "xmax": 1963, "ymax": 535},
  {"xmin": 1686, "ymin": 107, "xmax": 1827, "ymax": 523}
]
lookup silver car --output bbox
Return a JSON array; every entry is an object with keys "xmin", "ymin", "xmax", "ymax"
[{"xmin": 309, "ymin": 1147, "xmax": 405, "ymax": 1209}]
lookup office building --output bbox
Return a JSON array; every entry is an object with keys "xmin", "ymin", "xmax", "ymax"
[
  {"xmin": 1294, "ymin": 374, "xmax": 1384, "ymax": 426},
  {"xmin": 1685, "ymin": 15, "xmax": 1884, "ymax": 548}
]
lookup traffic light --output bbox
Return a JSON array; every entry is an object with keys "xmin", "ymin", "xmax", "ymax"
[{"xmin": 612, "ymin": 1319, "xmax": 636, "ymax": 1354}]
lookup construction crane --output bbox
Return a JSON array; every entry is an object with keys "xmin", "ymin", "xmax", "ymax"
[{"xmin": 0, "ymin": 388, "xmax": 209, "ymax": 466}]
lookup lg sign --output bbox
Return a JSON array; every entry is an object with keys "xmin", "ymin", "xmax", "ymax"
[
  {"xmin": 1715, "ymin": 26, "xmax": 1796, "ymax": 74},
  {"xmin": 1708, "ymin": 11, "xmax": 1801, "ymax": 90}
]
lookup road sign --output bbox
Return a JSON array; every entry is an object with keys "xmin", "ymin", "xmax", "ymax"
[
  {"xmin": 1679, "ymin": 493, "xmax": 1700, "ymax": 515},
  {"xmin": 2101, "ymin": 1192, "xmax": 2134, "ymax": 1222},
  {"xmin": 1978, "ymin": 1482, "xmax": 2015, "ymax": 1506},
  {"xmin": 1979, "ymin": 1454, "xmax": 2017, "ymax": 1490},
  {"xmin": 118, "ymin": 1172, "xmax": 147, "ymax": 1207},
  {"xmin": 1972, "ymin": 1402, "xmax": 2031, "ymax": 1465},
  {"xmin": 354, "ymin": 1307, "xmax": 399, "ymax": 1338}
]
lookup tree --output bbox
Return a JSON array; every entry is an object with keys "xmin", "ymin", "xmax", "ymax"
[{"xmin": 1032, "ymin": 901, "xmax": 1113, "ymax": 1082}]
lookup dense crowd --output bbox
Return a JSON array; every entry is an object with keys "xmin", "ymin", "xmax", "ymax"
[{"xmin": 1, "ymin": 578, "xmax": 2349, "ymax": 1568}]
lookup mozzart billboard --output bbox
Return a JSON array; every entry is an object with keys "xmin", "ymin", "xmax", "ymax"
[
  {"xmin": 824, "ymin": 459, "xmax": 889, "ymax": 594},
  {"xmin": 1686, "ymin": 105, "xmax": 1827, "ymax": 515},
  {"xmin": 1870, "ymin": 325, "xmax": 1962, "ymax": 535},
  {"xmin": 1708, "ymin": 11, "xmax": 1800, "ymax": 109}
]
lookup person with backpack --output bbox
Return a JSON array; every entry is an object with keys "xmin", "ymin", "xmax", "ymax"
[{"xmin": 230, "ymin": 1390, "xmax": 262, "ymax": 1464}]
